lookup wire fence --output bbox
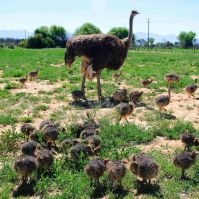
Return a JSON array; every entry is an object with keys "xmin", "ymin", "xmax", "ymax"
[{"xmin": 131, "ymin": 47, "xmax": 199, "ymax": 54}]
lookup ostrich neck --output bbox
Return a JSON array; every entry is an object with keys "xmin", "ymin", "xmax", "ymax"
[
  {"xmin": 168, "ymin": 92, "xmax": 171, "ymax": 99},
  {"xmin": 123, "ymin": 15, "xmax": 134, "ymax": 51},
  {"xmin": 128, "ymin": 15, "xmax": 134, "ymax": 49}
]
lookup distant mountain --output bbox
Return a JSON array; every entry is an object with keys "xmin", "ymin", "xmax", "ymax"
[
  {"xmin": 0, "ymin": 30, "xmax": 194, "ymax": 44},
  {"xmin": 135, "ymin": 32, "xmax": 178, "ymax": 43},
  {"xmin": 0, "ymin": 30, "xmax": 33, "ymax": 39}
]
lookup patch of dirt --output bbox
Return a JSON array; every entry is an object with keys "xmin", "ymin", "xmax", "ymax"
[
  {"xmin": 0, "ymin": 83, "xmax": 6, "ymax": 89},
  {"xmin": 138, "ymin": 136, "xmax": 183, "ymax": 154},
  {"xmin": 166, "ymin": 91, "xmax": 199, "ymax": 128},
  {"xmin": 10, "ymin": 80, "xmax": 65, "ymax": 95},
  {"xmin": 190, "ymin": 75, "xmax": 199, "ymax": 80},
  {"xmin": 50, "ymin": 63, "xmax": 65, "ymax": 67}
]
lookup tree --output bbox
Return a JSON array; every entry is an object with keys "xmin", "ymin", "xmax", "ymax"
[
  {"xmin": 74, "ymin": 23, "xmax": 101, "ymax": 36},
  {"xmin": 136, "ymin": 39, "xmax": 147, "ymax": 47},
  {"xmin": 108, "ymin": 27, "xmax": 128, "ymax": 39},
  {"xmin": 26, "ymin": 25, "xmax": 67, "ymax": 48},
  {"xmin": 178, "ymin": 31, "xmax": 196, "ymax": 48},
  {"xmin": 149, "ymin": 38, "xmax": 155, "ymax": 48},
  {"xmin": 26, "ymin": 34, "xmax": 45, "ymax": 49},
  {"xmin": 44, "ymin": 37, "xmax": 55, "ymax": 48},
  {"xmin": 35, "ymin": 26, "xmax": 50, "ymax": 38},
  {"xmin": 50, "ymin": 25, "xmax": 67, "ymax": 47},
  {"xmin": 108, "ymin": 27, "xmax": 136, "ymax": 47}
]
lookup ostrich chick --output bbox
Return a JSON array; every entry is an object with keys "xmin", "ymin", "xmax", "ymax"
[
  {"xmin": 130, "ymin": 153, "xmax": 159, "ymax": 184},
  {"xmin": 35, "ymin": 144, "xmax": 54, "ymax": 170},
  {"xmin": 29, "ymin": 130, "xmax": 40, "ymax": 142},
  {"xmin": 39, "ymin": 120, "xmax": 60, "ymax": 130},
  {"xmin": 112, "ymin": 89, "xmax": 128, "ymax": 102},
  {"xmin": 19, "ymin": 76, "xmax": 28, "ymax": 88},
  {"xmin": 43, "ymin": 125, "xmax": 59, "ymax": 147},
  {"xmin": 154, "ymin": 89, "xmax": 171, "ymax": 111},
  {"xmin": 84, "ymin": 158, "xmax": 106, "ymax": 184},
  {"xmin": 61, "ymin": 139, "xmax": 80, "ymax": 152},
  {"xmin": 80, "ymin": 129, "xmax": 96, "ymax": 139},
  {"xmin": 165, "ymin": 73, "xmax": 180, "ymax": 88},
  {"xmin": 20, "ymin": 140, "xmax": 39, "ymax": 156},
  {"xmin": 185, "ymin": 79, "xmax": 198, "ymax": 98},
  {"xmin": 116, "ymin": 102, "xmax": 135, "ymax": 122},
  {"xmin": 129, "ymin": 90, "xmax": 143, "ymax": 104},
  {"xmin": 105, "ymin": 160, "xmax": 127, "ymax": 186},
  {"xmin": 173, "ymin": 151, "xmax": 198, "ymax": 179},
  {"xmin": 70, "ymin": 123, "xmax": 85, "ymax": 138},
  {"xmin": 70, "ymin": 143, "xmax": 100, "ymax": 161},
  {"xmin": 84, "ymin": 135, "xmax": 101, "ymax": 147},
  {"xmin": 21, "ymin": 123, "xmax": 35, "ymax": 141},
  {"xmin": 13, "ymin": 155, "xmax": 37, "ymax": 182},
  {"xmin": 29, "ymin": 68, "xmax": 38, "ymax": 81},
  {"xmin": 83, "ymin": 112, "xmax": 99, "ymax": 130},
  {"xmin": 112, "ymin": 71, "xmax": 122, "ymax": 82},
  {"xmin": 142, "ymin": 79, "xmax": 153, "ymax": 88},
  {"xmin": 71, "ymin": 90, "xmax": 86, "ymax": 102},
  {"xmin": 181, "ymin": 131, "xmax": 199, "ymax": 150}
]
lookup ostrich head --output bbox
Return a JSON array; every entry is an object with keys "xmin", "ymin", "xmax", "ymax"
[
  {"xmin": 131, "ymin": 10, "xmax": 140, "ymax": 17},
  {"xmin": 65, "ymin": 49, "xmax": 75, "ymax": 67},
  {"xmin": 122, "ymin": 10, "xmax": 140, "ymax": 49}
]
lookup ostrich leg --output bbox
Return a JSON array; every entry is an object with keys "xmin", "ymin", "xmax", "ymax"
[
  {"xmin": 96, "ymin": 72, "xmax": 102, "ymax": 100},
  {"xmin": 81, "ymin": 74, "xmax": 86, "ymax": 93}
]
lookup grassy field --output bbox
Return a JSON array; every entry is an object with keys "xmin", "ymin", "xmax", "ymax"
[{"xmin": 0, "ymin": 48, "xmax": 199, "ymax": 198}]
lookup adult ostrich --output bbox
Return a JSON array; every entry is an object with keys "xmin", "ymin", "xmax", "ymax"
[{"xmin": 65, "ymin": 10, "xmax": 139, "ymax": 100}]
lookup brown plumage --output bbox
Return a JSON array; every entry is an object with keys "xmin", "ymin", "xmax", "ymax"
[
  {"xmin": 105, "ymin": 160, "xmax": 127, "ymax": 185},
  {"xmin": 80, "ymin": 129, "xmax": 96, "ymax": 139},
  {"xmin": 185, "ymin": 79, "xmax": 198, "ymax": 97},
  {"xmin": 173, "ymin": 151, "xmax": 198, "ymax": 179},
  {"xmin": 130, "ymin": 153, "xmax": 159, "ymax": 183},
  {"xmin": 29, "ymin": 130, "xmax": 40, "ymax": 142},
  {"xmin": 112, "ymin": 71, "xmax": 122, "ymax": 81},
  {"xmin": 13, "ymin": 155, "xmax": 37, "ymax": 182},
  {"xmin": 39, "ymin": 120, "xmax": 60, "ymax": 130},
  {"xmin": 29, "ymin": 68, "xmax": 39, "ymax": 80},
  {"xmin": 112, "ymin": 88, "xmax": 128, "ymax": 102},
  {"xmin": 65, "ymin": 11, "xmax": 139, "ymax": 100},
  {"xmin": 20, "ymin": 140, "xmax": 39, "ymax": 156},
  {"xmin": 83, "ymin": 112, "xmax": 99, "ymax": 130},
  {"xmin": 154, "ymin": 89, "xmax": 171, "ymax": 111},
  {"xmin": 35, "ymin": 144, "xmax": 54, "ymax": 170},
  {"xmin": 70, "ymin": 143, "xmax": 100, "ymax": 161},
  {"xmin": 71, "ymin": 90, "xmax": 86, "ymax": 101},
  {"xmin": 116, "ymin": 102, "xmax": 135, "ymax": 122},
  {"xmin": 70, "ymin": 123, "xmax": 85, "ymax": 138},
  {"xmin": 21, "ymin": 123, "xmax": 35, "ymax": 141},
  {"xmin": 181, "ymin": 131, "xmax": 199, "ymax": 150},
  {"xmin": 129, "ymin": 90, "xmax": 143, "ymax": 104},
  {"xmin": 19, "ymin": 76, "xmax": 28, "ymax": 88},
  {"xmin": 42, "ymin": 125, "xmax": 59, "ymax": 147},
  {"xmin": 142, "ymin": 79, "xmax": 153, "ymax": 88},
  {"xmin": 165, "ymin": 73, "xmax": 180, "ymax": 88},
  {"xmin": 84, "ymin": 158, "xmax": 106, "ymax": 184},
  {"xmin": 84, "ymin": 135, "xmax": 101, "ymax": 147},
  {"xmin": 61, "ymin": 139, "xmax": 80, "ymax": 152}
]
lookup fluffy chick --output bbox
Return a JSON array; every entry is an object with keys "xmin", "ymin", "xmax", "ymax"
[
  {"xmin": 130, "ymin": 153, "xmax": 159, "ymax": 183},
  {"xmin": 173, "ymin": 151, "xmax": 198, "ymax": 179}
]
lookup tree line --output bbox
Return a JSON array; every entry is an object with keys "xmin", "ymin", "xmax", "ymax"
[{"xmin": 0, "ymin": 23, "xmax": 198, "ymax": 49}]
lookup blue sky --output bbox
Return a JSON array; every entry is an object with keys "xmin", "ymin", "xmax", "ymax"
[{"xmin": 0, "ymin": 0, "xmax": 199, "ymax": 36}]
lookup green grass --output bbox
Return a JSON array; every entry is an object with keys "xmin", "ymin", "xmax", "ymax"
[{"xmin": 0, "ymin": 48, "xmax": 199, "ymax": 198}]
